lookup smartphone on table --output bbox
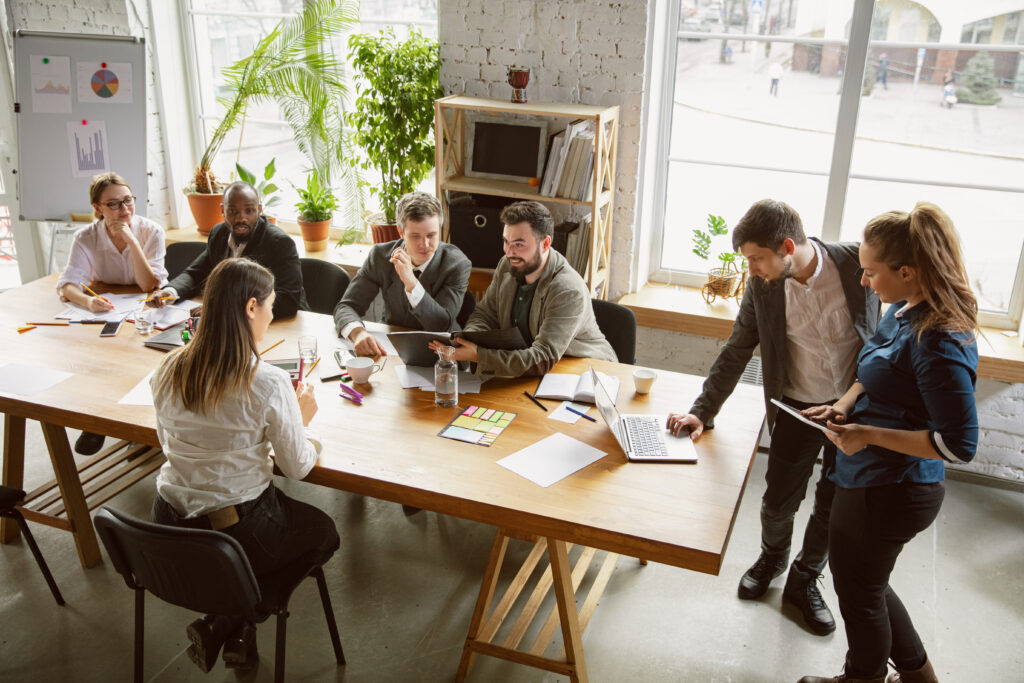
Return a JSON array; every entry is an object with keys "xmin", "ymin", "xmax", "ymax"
[{"xmin": 99, "ymin": 317, "xmax": 125, "ymax": 337}]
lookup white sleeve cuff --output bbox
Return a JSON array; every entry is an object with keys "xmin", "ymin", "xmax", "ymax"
[
  {"xmin": 405, "ymin": 280, "xmax": 425, "ymax": 308},
  {"xmin": 304, "ymin": 428, "xmax": 323, "ymax": 456},
  {"xmin": 929, "ymin": 431, "xmax": 964, "ymax": 463},
  {"xmin": 340, "ymin": 322, "xmax": 364, "ymax": 340}
]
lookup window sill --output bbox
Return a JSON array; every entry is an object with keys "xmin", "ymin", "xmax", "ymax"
[{"xmin": 619, "ymin": 282, "xmax": 1024, "ymax": 385}]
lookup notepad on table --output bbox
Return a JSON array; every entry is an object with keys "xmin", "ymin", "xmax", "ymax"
[{"xmin": 534, "ymin": 370, "xmax": 619, "ymax": 405}]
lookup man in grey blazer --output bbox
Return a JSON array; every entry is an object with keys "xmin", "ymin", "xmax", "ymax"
[
  {"xmin": 431, "ymin": 201, "xmax": 615, "ymax": 377},
  {"xmin": 333, "ymin": 192, "xmax": 471, "ymax": 357},
  {"xmin": 667, "ymin": 199, "xmax": 880, "ymax": 636}
]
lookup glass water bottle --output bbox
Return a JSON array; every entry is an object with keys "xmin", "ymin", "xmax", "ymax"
[{"xmin": 434, "ymin": 345, "xmax": 458, "ymax": 407}]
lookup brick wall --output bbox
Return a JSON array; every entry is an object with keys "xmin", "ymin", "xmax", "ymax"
[{"xmin": 438, "ymin": 0, "xmax": 649, "ymax": 299}]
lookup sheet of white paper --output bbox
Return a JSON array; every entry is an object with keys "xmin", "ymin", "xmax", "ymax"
[
  {"xmin": 496, "ymin": 432, "xmax": 607, "ymax": 488},
  {"xmin": 416, "ymin": 371, "xmax": 486, "ymax": 394},
  {"xmin": 395, "ymin": 364, "xmax": 434, "ymax": 389},
  {"xmin": 118, "ymin": 370, "xmax": 154, "ymax": 406},
  {"xmin": 549, "ymin": 401, "xmax": 591, "ymax": 424},
  {"xmin": 0, "ymin": 363, "xmax": 73, "ymax": 396},
  {"xmin": 57, "ymin": 292, "xmax": 139, "ymax": 321},
  {"xmin": 131, "ymin": 302, "xmax": 191, "ymax": 330},
  {"xmin": 770, "ymin": 398, "xmax": 839, "ymax": 434}
]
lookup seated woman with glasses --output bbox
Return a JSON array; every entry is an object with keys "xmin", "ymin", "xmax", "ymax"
[
  {"xmin": 56, "ymin": 172, "xmax": 168, "ymax": 454},
  {"xmin": 150, "ymin": 258, "xmax": 340, "ymax": 673}
]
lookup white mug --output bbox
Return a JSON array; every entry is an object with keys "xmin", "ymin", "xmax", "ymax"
[
  {"xmin": 346, "ymin": 355, "xmax": 386, "ymax": 384},
  {"xmin": 633, "ymin": 368, "xmax": 657, "ymax": 394}
]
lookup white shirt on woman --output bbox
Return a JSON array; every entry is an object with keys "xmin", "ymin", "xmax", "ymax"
[
  {"xmin": 151, "ymin": 357, "xmax": 322, "ymax": 518},
  {"xmin": 56, "ymin": 215, "xmax": 168, "ymax": 295}
]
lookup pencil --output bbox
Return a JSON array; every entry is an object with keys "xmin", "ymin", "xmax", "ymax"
[
  {"xmin": 566, "ymin": 406, "xmax": 597, "ymax": 422},
  {"xmin": 305, "ymin": 357, "xmax": 320, "ymax": 377},
  {"xmin": 523, "ymin": 391, "xmax": 548, "ymax": 412},
  {"xmin": 80, "ymin": 283, "xmax": 112, "ymax": 304},
  {"xmin": 25, "ymin": 321, "xmax": 70, "ymax": 326},
  {"xmin": 137, "ymin": 296, "xmax": 176, "ymax": 302},
  {"xmin": 258, "ymin": 339, "xmax": 285, "ymax": 356}
]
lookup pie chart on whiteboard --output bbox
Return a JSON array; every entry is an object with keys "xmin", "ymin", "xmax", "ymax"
[{"xmin": 90, "ymin": 69, "xmax": 119, "ymax": 98}]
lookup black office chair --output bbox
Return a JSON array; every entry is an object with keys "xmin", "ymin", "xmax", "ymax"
[
  {"xmin": 164, "ymin": 241, "xmax": 206, "ymax": 281},
  {"xmin": 592, "ymin": 298, "xmax": 637, "ymax": 365},
  {"xmin": 0, "ymin": 486, "xmax": 65, "ymax": 605},
  {"xmin": 301, "ymin": 258, "xmax": 351, "ymax": 315},
  {"xmin": 94, "ymin": 506, "xmax": 344, "ymax": 683},
  {"xmin": 456, "ymin": 290, "xmax": 476, "ymax": 328}
]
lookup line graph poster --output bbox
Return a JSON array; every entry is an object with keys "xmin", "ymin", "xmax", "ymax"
[
  {"xmin": 67, "ymin": 120, "xmax": 110, "ymax": 178},
  {"xmin": 76, "ymin": 61, "xmax": 133, "ymax": 104},
  {"xmin": 30, "ymin": 55, "xmax": 72, "ymax": 114}
]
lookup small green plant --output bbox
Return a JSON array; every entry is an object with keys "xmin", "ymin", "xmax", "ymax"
[
  {"xmin": 335, "ymin": 225, "xmax": 364, "ymax": 248},
  {"xmin": 293, "ymin": 173, "xmax": 338, "ymax": 222},
  {"xmin": 236, "ymin": 158, "xmax": 280, "ymax": 211},
  {"xmin": 692, "ymin": 213, "xmax": 746, "ymax": 270},
  {"xmin": 955, "ymin": 51, "xmax": 1002, "ymax": 105}
]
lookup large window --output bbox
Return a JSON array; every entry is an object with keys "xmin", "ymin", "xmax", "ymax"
[
  {"xmin": 183, "ymin": 0, "xmax": 437, "ymax": 223},
  {"xmin": 653, "ymin": 0, "xmax": 1024, "ymax": 327}
]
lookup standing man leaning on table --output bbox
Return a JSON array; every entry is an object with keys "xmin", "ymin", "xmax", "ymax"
[
  {"xmin": 666, "ymin": 199, "xmax": 880, "ymax": 635},
  {"xmin": 151, "ymin": 181, "xmax": 308, "ymax": 319},
  {"xmin": 430, "ymin": 200, "xmax": 615, "ymax": 377},
  {"xmin": 57, "ymin": 172, "xmax": 168, "ymax": 456},
  {"xmin": 334, "ymin": 191, "xmax": 471, "ymax": 357}
]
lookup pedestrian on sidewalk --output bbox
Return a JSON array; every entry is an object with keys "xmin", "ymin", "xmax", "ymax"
[
  {"xmin": 876, "ymin": 53, "xmax": 889, "ymax": 90},
  {"xmin": 769, "ymin": 61, "xmax": 784, "ymax": 96}
]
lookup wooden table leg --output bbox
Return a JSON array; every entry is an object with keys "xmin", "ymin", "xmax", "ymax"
[
  {"xmin": 456, "ymin": 528, "xmax": 509, "ymax": 682},
  {"xmin": 548, "ymin": 538, "xmax": 589, "ymax": 683},
  {"xmin": 1, "ymin": 414, "xmax": 26, "ymax": 542},
  {"xmin": 40, "ymin": 421, "xmax": 101, "ymax": 568}
]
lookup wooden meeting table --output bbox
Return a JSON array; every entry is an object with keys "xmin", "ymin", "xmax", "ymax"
[{"xmin": 1, "ymin": 274, "xmax": 765, "ymax": 682}]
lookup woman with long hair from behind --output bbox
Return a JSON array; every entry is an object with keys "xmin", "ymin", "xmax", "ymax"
[
  {"xmin": 150, "ymin": 258, "xmax": 339, "ymax": 672},
  {"xmin": 798, "ymin": 203, "xmax": 978, "ymax": 683}
]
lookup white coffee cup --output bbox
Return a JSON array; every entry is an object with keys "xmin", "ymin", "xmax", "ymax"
[
  {"xmin": 633, "ymin": 368, "xmax": 657, "ymax": 394},
  {"xmin": 346, "ymin": 356, "xmax": 386, "ymax": 384}
]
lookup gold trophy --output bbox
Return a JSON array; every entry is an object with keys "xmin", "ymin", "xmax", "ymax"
[{"xmin": 507, "ymin": 66, "xmax": 531, "ymax": 104}]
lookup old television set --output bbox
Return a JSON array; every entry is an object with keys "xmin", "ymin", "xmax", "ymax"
[{"xmin": 464, "ymin": 114, "xmax": 548, "ymax": 184}]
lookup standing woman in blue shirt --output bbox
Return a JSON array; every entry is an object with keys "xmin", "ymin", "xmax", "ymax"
[{"xmin": 798, "ymin": 203, "xmax": 978, "ymax": 683}]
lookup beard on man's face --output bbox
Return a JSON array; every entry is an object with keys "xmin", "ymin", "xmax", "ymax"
[{"xmin": 509, "ymin": 247, "xmax": 543, "ymax": 284}]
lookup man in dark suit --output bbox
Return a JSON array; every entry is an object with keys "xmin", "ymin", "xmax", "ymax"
[
  {"xmin": 154, "ymin": 181, "xmax": 307, "ymax": 318},
  {"xmin": 667, "ymin": 199, "xmax": 880, "ymax": 636},
  {"xmin": 334, "ymin": 192, "xmax": 471, "ymax": 357}
]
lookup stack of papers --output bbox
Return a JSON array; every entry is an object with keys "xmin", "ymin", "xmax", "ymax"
[{"xmin": 57, "ymin": 292, "xmax": 139, "ymax": 322}]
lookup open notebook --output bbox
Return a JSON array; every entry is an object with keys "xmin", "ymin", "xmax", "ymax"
[{"xmin": 534, "ymin": 370, "xmax": 620, "ymax": 404}]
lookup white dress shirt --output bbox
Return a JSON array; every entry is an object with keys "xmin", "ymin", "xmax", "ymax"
[
  {"xmin": 152, "ymin": 357, "xmax": 322, "ymax": 518},
  {"xmin": 56, "ymin": 215, "xmax": 168, "ymax": 294},
  {"xmin": 340, "ymin": 248, "xmax": 436, "ymax": 340},
  {"xmin": 783, "ymin": 240, "xmax": 861, "ymax": 403}
]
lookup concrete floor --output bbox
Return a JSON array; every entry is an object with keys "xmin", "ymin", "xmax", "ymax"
[{"xmin": 1, "ymin": 422, "xmax": 1022, "ymax": 682}]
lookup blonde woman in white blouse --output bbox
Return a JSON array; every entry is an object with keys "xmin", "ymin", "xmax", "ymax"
[{"xmin": 56, "ymin": 172, "xmax": 167, "ymax": 312}]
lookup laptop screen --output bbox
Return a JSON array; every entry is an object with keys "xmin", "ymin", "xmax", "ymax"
[{"xmin": 590, "ymin": 368, "xmax": 627, "ymax": 452}]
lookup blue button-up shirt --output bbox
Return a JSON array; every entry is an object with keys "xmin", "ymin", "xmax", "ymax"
[{"xmin": 829, "ymin": 301, "xmax": 978, "ymax": 489}]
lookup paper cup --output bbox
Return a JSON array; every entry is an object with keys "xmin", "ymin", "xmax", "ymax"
[{"xmin": 633, "ymin": 368, "xmax": 657, "ymax": 394}]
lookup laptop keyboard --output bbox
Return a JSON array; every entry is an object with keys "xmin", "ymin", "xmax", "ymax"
[{"xmin": 624, "ymin": 416, "xmax": 669, "ymax": 458}]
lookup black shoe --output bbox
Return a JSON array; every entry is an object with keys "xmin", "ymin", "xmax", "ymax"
[
  {"xmin": 784, "ymin": 566, "xmax": 836, "ymax": 635},
  {"xmin": 222, "ymin": 621, "xmax": 258, "ymax": 670},
  {"xmin": 738, "ymin": 552, "xmax": 787, "ymax": 599},
  {"xmin": 402, "ymin": 504, "xmax": 422, "ymax": 515},
  {"xmin": 186, "ymin": 615, "xmax": 236, "ymax": 673},
  {"xmin": 74, "ymin": 431, "xmax": 105, "ymax": 456}
]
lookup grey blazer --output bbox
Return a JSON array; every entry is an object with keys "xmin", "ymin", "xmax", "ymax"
[
  {"xmin": 333, "ymin": 240, "xmax": 471, "ymax": 334},
  {"xmin": 689, "ymin": 238, "xmax": 881, "ymax": 432}
]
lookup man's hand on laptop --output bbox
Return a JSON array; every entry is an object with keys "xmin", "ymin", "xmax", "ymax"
[
  {"xmin": 350, "ymin": 328, "xmax": 388, "ymax": 359},
  {"xmin": 667, "ymin": 413, "xmax": 701, "ymax": 439}
]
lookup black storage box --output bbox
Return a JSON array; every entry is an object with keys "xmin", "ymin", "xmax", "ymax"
[{"xmin": 448, "ymin": 194, "xmax": 518, "ymax": 268}]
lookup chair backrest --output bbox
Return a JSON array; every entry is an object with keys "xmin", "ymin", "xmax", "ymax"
[
  {"xmin": 591, "ymin": 299, "xmax": 637, "ymax": 365},
  {"xmin": 300, "ymin": 258, "xmax": 351, "ymax": 315},
  {"xmin": 94, "ymin": 506, "xmax": 262, "ymax": 621},
  {"xmin": 456, "ymin": 291, "xmax": 476, "ymax": 328},
  {"xmin": 165, "ymin": 241, "xmax": 206, "ymax": 281}
]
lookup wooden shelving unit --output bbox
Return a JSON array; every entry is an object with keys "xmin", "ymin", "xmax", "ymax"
[{"xmin": 434, "ymin": 94, "xmax": 619, "ymax": 299}]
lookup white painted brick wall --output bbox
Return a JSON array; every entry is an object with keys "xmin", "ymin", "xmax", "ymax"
[
  {"xmin": 5, "ymin": 0, "xmax": 170, "ymax": 230},
  {"xmin": 439, "ymin": 0, "xmax": 649, "ymax": 299}
]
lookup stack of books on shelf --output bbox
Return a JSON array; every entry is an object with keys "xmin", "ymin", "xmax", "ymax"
[
  {"xmin": 551, "ymin": 214, "xmax": 592, "ymax": 277},
  {"xmin": 539, "ymin": 120, "xmax": 597, "ymax": 201}
]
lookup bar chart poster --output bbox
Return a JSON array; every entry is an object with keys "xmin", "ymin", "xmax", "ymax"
[
  {"xmin": 67, "ymin": 120, "xmax": 110, "ymax": 178},
  {"xmin": 76, "ymin": 61, "xmax": 133, "ymax": 104}
]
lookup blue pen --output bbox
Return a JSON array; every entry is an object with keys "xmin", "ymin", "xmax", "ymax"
[{"xmin": 566, "ymin": 406, "xmax": 596, "ymax": 422}]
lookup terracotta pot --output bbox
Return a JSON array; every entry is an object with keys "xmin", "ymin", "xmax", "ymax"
[
  {"xmin": 298, "ymin": 218, "xmax": 331, "ymax": 252},
  {"xmin": 186, "ymin": 192, "xmax": 224, "ymax": 235},
  {"xmin": 370, "ymin": 222, "xmax": 400, "ymax": 244}
]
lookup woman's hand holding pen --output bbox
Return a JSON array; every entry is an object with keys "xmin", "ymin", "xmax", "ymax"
[
  {"xmin": 296, "ymin": 381, "xmax": 318, "ymax": 426},
  {"xmin": 88, "ymin": 294, "xmax": 115, "ymax": 313}
]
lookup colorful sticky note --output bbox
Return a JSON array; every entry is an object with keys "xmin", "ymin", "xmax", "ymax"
[
  {"xmin": 472, "ymin": 407, "xmax": 486, "ymax": 418},
  {"xmin": 480, "ymin": 409, "xmax": 495, "ymax": 421}
]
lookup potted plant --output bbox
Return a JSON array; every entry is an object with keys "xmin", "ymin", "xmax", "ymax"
[
  {"xmin": 293, "ymin": 173, "xmax": 337, "ymax": 252},
  {"xmin": 182, "ymin": 0, "xmax": 358, "ymax": 234},
  {"xmin": 346, "ymin": 27, "xmax": 443, "ymax": 242},
  {"xmin": 692, "ymin": 213, "xmax": 747, "ymax": 304},
  {"xmin": 236, "ymin": 159, "xmax": 281, "ymax": 222}
]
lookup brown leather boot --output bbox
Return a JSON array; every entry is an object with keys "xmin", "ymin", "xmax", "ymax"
[
  {"xmin": 885, "ymin": 655, "xmax": 938, "ymax": 683},
  {"xmin": 799, "ymin": 672, "xmax": 886, "ymax": 683}
]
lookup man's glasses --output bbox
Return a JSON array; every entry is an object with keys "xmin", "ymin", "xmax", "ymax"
[{"xmin": 101, "ymin": 196, "xmax": 136, "ymax": 211}]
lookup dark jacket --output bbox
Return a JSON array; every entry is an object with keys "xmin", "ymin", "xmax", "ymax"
[
  {"xmin": 689, "ymin": 238, "xmax": 881, "ymax": 432},
  {"xmin": 168, "ymin": 217, "xmax": 308, "ymax": 319}
]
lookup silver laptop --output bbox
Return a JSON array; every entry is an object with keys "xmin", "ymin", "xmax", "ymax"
[{"xmin": 590, "ymin": 368, "xmax": 698, "ymax": 463}]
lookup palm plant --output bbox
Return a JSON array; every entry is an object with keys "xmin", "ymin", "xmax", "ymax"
[{"xmin": 186, "ymin": 0, "xmax": 359, "ymax": 194}]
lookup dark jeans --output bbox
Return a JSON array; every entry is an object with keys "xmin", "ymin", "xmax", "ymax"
[
  {"xmin": 152, "ymin": 482, "xmax": 340, "ymax": 578},
  {"xmin": 830, "ymin": 482, "xmax": 944, "ymax": 678},
  {"xmin": 761, "ymin": 396, "xmax": 837, "ymax": 574}
]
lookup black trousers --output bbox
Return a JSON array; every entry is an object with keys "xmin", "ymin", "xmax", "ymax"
[
  {"xmin": 152, "ymin": 481, "xmax": 340, "ymax": 578},
  {"xmin": 760, "ymin": 397, "xmax": 837, "ymax": 574},
  {"xmin": 830, "ymin": 482, "xmax": 945, "ymax": 678}
]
